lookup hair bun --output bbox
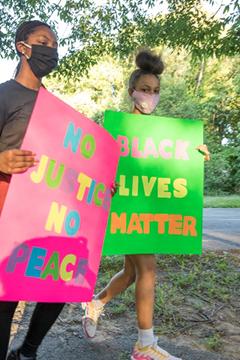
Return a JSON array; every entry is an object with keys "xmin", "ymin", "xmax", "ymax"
[{"xmin": 136, "ymin": 50, "xmax": 164, "ymax": 75}]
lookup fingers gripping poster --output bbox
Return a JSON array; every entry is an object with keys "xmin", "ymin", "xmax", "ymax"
[
  {"xmin": 103, "ymin": 111, "xmax": 204, "ymax": 256},
  {"xmin": 0, "ymin": 89, "xmax": 119, "ymax": 302}
]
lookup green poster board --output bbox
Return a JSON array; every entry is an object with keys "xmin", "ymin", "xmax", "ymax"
[{"xmin": 103, "ymin": 111, "xmax": 204, "ymax": 255}]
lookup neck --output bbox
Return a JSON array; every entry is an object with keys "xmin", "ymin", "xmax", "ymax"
[
  {"xmin": 132, "ymin": 106, "xmax": 151, "ymax": 115},
  {"xmin": 15, "ymin": 61, "xmax": 41, "ymax": 91},
  {"xmin": 132, "ymin": 106, "xmax": 142, "ymax": 115}
]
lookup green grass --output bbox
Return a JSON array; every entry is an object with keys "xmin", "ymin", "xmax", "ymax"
[
  {"xmin": 153, "ymin": 253, "xmax": 240, "ymax": 337},
  {"xmin": 204, "ymin": 195, "xmax": 240, "ymax": 208},
  {"xmin": 204, "ymin": 333, "xmax": 222, "ymax": 351},
  {"xmin": 98, "ymin": 252, "xmax": 240, "ymax": 354}
]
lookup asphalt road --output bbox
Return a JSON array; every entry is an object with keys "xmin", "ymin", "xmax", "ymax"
[
  {"xmin": 203, "ymin": 208, "xmax": 240, "ymax": 250},
  {"xmin": 11, "ymin": 303, "xmax": 229, "ymax": 360}
]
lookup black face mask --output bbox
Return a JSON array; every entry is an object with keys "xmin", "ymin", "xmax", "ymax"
[{"xmin": 27, "ymin": 44, "xmax": 58, "ymax": 78}]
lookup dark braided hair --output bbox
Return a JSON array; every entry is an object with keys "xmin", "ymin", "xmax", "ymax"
[
  {"xmin": 15, "ymin": 20, "xmax": 51, "ymax": 55},
  {"xmin": 129, "ymin": 50, "xmax": 164, "ymax": 90},
  {"xmin": 14, "ymin": 20, "xmax": 51, "ymax": 77}
]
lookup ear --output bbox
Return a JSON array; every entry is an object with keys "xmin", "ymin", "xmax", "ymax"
[
  {"xmin": 16, "ymin": 42, "xmax": 25, "ymax": 55},
  {"xmin": 16, "ymin": 42, "xmax": 31, "ymax": 59}
]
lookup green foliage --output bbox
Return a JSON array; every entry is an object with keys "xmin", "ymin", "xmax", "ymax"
[
  {"xmin": 47, "ymin": 56, "xmax": 126, "ymax": 125},
  {"xmin": 204, "ymin": 149, "xmax": 232, "ymax": 194},
  {"xmin": 204, "ymin": 333, "xmax": 222, "ymax": 351},
  {"xmin": 158, "ymin": 52, "xmax": 240, "ymax": 194},
  {"xmin": 0, "ymin": 0, "xmax": 239, "ymax": 78},
  {"xmin": 233, "ymin": 122, "xmax": 240, "ymax": 192},
  {"xmin": 204, "ymin": 195, "xmax": 240, "ymax": 207},
  {"xmin": 0, "ymin": 0, "xmax": 57, "ymax": 59},
  {"xmin": 146, "ymin": 252, "xmax": 239, "ymax": 345},
  {"xmin": 46, "ymin": 47, "xmax": 239, "ymax": 195}
]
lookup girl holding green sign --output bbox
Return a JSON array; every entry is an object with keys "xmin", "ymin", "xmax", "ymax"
[
  {"xmin": 82, "ymin": 50, "xmax": 210, "ymax": 360},
  {"xmin": 82, "ymin": 50, "xmax": 184, "ymax": 360}
]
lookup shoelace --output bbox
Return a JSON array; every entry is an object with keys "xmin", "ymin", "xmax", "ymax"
[
  {"xmin": 150, "ymin": 347, "xmax": 169, "ymax": 360},
  {"xmin": 145, "ymin": 347, "xmax": 169, "ymax": 360},
  {"xmin": 137, "ymin": 338, "xmax": 170, "ymax": 360},
  {"xmin": 86, "ymin": 302, "xmax": 104, "ymax": 323},
  {"xmin": 152, "ymin": 338, "xmax": 170, "ymax": 359}
]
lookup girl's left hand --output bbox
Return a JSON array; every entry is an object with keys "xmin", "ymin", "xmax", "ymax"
[
  {"xmin": 111, "ymin": 182, "xmax": 119, "ymax": 197},
  {"xmin": 196, "ymin": 144, "xmax": 210, "ymax": 161}
]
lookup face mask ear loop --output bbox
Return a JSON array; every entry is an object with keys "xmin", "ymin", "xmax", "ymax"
[
  {"xmin": 19, "ymin": 41, "xmax": 32, "ymax": 49},
  {"xmin": 22, "ymin": 52, "xmax": 30, "ymax": 60},
  {"xmin": 20, "ymin": 41, "xmax": 31, "ymax": 60}
]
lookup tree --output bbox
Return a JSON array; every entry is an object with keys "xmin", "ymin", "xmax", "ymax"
[
  {"xmin": 0, "ymin": 0, "xmax": 239, "ymax": 79},
  {"xmin": 46, "ymin": 55, "xmax": 126, "ymax": 124}
]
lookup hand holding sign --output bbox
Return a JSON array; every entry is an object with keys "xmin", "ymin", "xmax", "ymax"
[
  {"xmin": 196, "ymin": 144, "xmax": 210, "ymax": 161},
  {"xmin": 0, "ymin": 149, "xmax": 38, "ymax": 174}
]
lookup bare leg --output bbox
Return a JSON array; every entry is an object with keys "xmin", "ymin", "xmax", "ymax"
[
  {"xmin": 82, "ymin": 255, "xmax": 156, "ymax": 341},
  {"xmin": 130, "ymin": 254, "xmax": 156, "ymax": 329},
  {"xmin": 96, "ymin": 255, "xmax": 136, "ymax": 304}
]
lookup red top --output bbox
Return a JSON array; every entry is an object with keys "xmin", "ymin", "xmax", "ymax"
[{"xmin": 0, "ymin": 173, "xmax": 10, "ymax": 214}]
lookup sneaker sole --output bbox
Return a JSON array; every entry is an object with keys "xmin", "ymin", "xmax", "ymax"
[
  {"xmin": 82, "ymin": 317, "xmax": 96, "ymax": 339},
  {"xmin": 81, "ymin": 303, "xmax": 86, "ymax": 310},
  {"xmin": 81, "ymin": 303, "xmax": 94, "ymax": 338}
]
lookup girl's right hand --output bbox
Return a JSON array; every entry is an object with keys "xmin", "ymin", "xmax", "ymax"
[
  {"xmin": 111, "ymin": 181, "xmax": 119, "ymax": 197},
  {"xmin": 0, "ymin": 149, "xmax": 38, "ymax": 174}
]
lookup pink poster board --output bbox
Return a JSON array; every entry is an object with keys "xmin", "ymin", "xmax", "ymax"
[{"xmin": 0, "ymin": 88, "xmax": 119, "ymax": 302}]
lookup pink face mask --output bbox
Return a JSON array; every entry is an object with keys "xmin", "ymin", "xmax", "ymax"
[{"xmin": 132, "ymin": 90, "xmax": 160, "ymax": 114}]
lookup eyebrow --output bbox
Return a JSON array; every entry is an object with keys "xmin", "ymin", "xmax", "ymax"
[
  {"xmin": 37, "ymin": 34, "xmax": 58, "ymax": 46},
  {"xmin": 142, "ymin": 84, "xmax": 160, "ymax": 89}
]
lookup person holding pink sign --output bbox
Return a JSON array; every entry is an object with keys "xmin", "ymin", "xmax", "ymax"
[
  {"xmin": 0, "ymin": 20, "xmax": 64, "ymax": 360},
  {"xmin": 82, "ymin": 50, "xmax": 210, "ymax": 360}
]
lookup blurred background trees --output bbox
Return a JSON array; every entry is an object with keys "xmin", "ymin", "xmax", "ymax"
[{"xmin": 0, "ymin": 0, "xmax": 239, "ymax": 194}]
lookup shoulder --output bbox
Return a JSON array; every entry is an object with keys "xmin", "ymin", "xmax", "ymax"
[
  {"xmin": 0, "ymin": 79, "xmax": 15, "ymax": 89},
  {"xmin": 0, "ymin": 80, "xmax": 37, "ymax": 107},
  {"xmin": 0, "ymin": 80, "xmax": 17, "ymax": 97},
  {"xmin": 0, "ymin": 80, "xmax": 19, "ymax": 112},
  {"xmin": 0, "ymin": 82, "xmax": 14, "ymax": 131}
]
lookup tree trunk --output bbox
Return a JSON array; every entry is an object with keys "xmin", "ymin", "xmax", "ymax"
[{"xmin": 195, "ymin": 57, "xmax": 206, "ymax": 95}]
